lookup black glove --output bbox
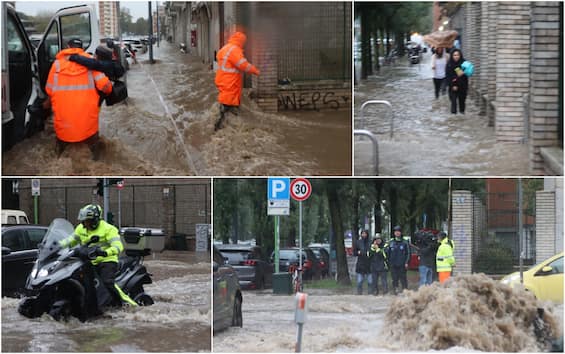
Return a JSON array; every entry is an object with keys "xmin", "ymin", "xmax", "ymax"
[{"xmin": 88, "ymin": 247, "xmax": 107, "ymax": 259}]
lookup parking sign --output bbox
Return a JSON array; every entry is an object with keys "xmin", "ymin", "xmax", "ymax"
[{"xmin": 267, "ymin": 178, "xmax": 290, "ymax": 215}]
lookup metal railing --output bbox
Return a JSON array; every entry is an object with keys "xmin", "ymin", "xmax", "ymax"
[
  {"xmin": 354, "ymin": 129, "xmax": 379, "ymax": 175},
  {"xmin": 359, "ymin": 100, "xmax": 394, "ymax": 138}
]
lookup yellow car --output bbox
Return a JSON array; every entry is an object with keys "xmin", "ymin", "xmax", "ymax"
[{"xmin": 501, "ymin": 252, "xmax": 563, "ymax": 303}]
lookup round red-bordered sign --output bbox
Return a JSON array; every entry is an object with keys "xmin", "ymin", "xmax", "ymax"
[{"xmin": 290, "ymin": 178, "xmax": 312, "ymax": 201}]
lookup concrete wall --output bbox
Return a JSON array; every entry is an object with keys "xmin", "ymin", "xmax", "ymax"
[
  {"xmin": 451, "ymin": 190, "xmax": 474, "ymax": 275},
  {"xmin": 536, "ymin": 178, "xmax": 564, "ymax": 261}
]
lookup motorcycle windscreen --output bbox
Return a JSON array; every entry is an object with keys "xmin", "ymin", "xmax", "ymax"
[{"xmin": 38, "ymin": 218, "xmax": 75, "ymax": 262}]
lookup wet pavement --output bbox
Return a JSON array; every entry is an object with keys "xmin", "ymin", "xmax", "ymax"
[
  {"xmin": 2, "ymin": 42, "xmax": 351, "ymax": 176},
  {"xmin": 354, "ymin": 55, "xmax": 530, "ymax": 176},
  {"xmin": 1, "ymin": 251, "xmax": 211, "ymax": 352}
]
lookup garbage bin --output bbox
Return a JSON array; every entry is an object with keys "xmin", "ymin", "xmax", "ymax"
[
  {"xmin": 171, "ymin": 234, "xmax": 188, "ymax": 250},
  {"xmin": 272, "ymin": 272, "xmax": 292, "ymax": 295}
]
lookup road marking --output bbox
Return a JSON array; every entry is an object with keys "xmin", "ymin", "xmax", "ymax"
[{"xmin": 136, "ymin": 58, "xmax": 199, "ymax": 175}]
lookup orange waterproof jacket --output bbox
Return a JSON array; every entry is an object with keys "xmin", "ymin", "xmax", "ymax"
[
  {"xmin": 215, "ymin": 32, "xmax": 260, "ymax": 106},
  {"xmin": 45, "ymin": 48, "xmax": 112, "ymax": 142}
]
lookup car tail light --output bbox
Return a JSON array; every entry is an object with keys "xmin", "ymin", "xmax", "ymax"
[
  {"xmin": 320, "ymin": 261, "xmax": 325, "ymax": 267},
  {"xmin": 243, "ymin": 260, "xmax": 257, "ymax": 266}
]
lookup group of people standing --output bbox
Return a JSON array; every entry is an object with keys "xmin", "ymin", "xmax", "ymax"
[
  {"xmin": 431, "ymin": 47, "xmax": 469, "ymax": 115},
  {"xmin": 353, "ymin": 226, "xmax": 456, "ymax": 295}
]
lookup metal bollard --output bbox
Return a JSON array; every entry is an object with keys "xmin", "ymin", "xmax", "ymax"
[
  {"xmin": 359, "ymin": 100, "xmax": 394, "ymax": 138},
  {"xmin": 354, "ymin": 129, "xmax": 379, "ymax": 175},
  {"xmin": 294, "ymin": 292, "xmax": 308, "ymax": 352}
]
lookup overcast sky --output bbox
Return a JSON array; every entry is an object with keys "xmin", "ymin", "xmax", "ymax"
[{"xmin": 14, "ymin": 1, "xmax": 157, "ymax": 21}]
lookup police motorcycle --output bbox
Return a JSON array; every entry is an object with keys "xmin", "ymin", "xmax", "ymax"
[{"xmin": 18, "ymin": 218, "xmax": 155, "ymax": 321}]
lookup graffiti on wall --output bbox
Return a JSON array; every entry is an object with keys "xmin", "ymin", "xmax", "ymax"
[{"xmin": 278, "ymin": 91, "xmax": 350, "ymax": 111}]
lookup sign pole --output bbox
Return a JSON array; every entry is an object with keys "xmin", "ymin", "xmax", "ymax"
[
  {"xmin": 34, "ymin": 196, "xmax": 38, "ymax": 224},
  {"xmin": 299, "ymin": 200, "xmax": 302, "ymax": 288},
  {"xmin": 275, "ymin": 215, "xmax": 280, "ymax": 273},
  {"xmin": 118, "ymin": 188, "xmax": 122, "ymax": 229}
]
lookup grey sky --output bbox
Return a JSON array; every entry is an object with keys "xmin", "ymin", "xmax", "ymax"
[{"xmin": 14, "ymin": 1, "xmax": 155, "ymax": 21}]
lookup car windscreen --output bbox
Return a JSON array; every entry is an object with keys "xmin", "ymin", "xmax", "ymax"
[{"xmin": 219, "ymin": 250, "xmax": 251, "ymax": 265}]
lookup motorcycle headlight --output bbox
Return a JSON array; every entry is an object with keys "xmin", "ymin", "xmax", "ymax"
[
  {"xmin": 31, "ymin": 266, "xmax": 38, "ymax": 278},
  {"xmin": 38, "ymin": 268, "xmax": 49, "ymax": 277}
]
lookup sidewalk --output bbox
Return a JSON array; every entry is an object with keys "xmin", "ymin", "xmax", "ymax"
[{"xmin": 354, "ymin": 54, "xmax": 530, "ymax": 176}]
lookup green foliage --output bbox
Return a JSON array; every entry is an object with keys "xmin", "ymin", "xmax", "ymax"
[{"xmin": 474, "ymin": 242, "xmax": 514, "ymax": 274}]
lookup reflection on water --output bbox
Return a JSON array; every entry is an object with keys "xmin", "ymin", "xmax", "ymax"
[{"xmin": 354, "ymin": 55, "xmax": 529, "ymax": 176}]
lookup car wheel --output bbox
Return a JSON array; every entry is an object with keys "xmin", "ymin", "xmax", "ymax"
[{"xmin": 231, "ymin": 296, "xmax": 242, "ymax": 327}]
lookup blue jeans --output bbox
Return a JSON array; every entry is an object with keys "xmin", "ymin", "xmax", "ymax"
[
  {"xmin": 419, "ymin": 265, "xmax": 433, "ymax": 287},
  {"xmin": 356, "ymin": 273, "xmax": 372, "ymax": 294}
]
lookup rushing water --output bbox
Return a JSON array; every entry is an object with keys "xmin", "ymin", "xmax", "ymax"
[
  {"xmin": 3, "ymin": 43, "xmax": 351, "ymax": 176},
  {"xmin": 213, "ymin": 274, "xmax": 562, "ymax": 352},
  {"xmin": 354, "ymin": 55, "xmax": 530, "ymax": 176},
  {"xmin": 1, "ymin": 251, "xmax": 211, "ymax": 352}
]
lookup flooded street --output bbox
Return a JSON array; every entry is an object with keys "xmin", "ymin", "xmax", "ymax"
[
  {"xmin": 354, "ymin": 55, "xmax": 530, "ymax": 176},
  {"xmin": 1, "ymin": 251, "xmax": 211, "ymax": 352},
  {"xmin": 214, "ymin": 275, "xmax": 563, "ymax": 353},
  {"xmin": 2, "ymin": 42, "xmax": 351, "ymax": 176}
]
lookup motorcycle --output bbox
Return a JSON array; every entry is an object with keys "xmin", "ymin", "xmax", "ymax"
[
  {"xmin": 18, "ymin": 218, "xmax": 154, "ymax": 321},
  {"xmin": 409, "ymin": 47, "xmax": 421, "ymax": 64}
]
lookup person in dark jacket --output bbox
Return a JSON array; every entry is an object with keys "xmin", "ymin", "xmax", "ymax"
[
  {"xmin": 385, "ymin": 226, "xmax": 410, "ymax": 294},
  {"xmin": 445, "ymin": 48, "xmax": 468, "ymax": 114},
  {"xmin": 368, "ymin": 236, "xmax": 388, "ymax": 295},
  {"xmin": 417, "ymin": 235, "xmax": 438, "ymax": 287},
  {"xmin": 353, "ymin": 230, "xmax": 372, "ymax": 295},
  {"xmin": 69, "ymin": 43, "xmax": 125, "ymax": 81}
]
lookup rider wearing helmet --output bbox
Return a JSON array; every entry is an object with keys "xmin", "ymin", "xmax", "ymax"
[{"xmin": 60, "ymin": 204, "xmax": 135, "ymax": 306}]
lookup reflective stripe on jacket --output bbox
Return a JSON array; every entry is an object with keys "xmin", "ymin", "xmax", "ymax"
[
  {"xmin": 61, "ymin": 220, "xmax": 123, "ymax": 265},
  {"xmin": 436, "ymin": 238, "xmax": 455, "ymax": 272},
  {"xmin": 45, "ymin": 48, "xmax": 112, "ymax": 142},
  {"xmin": 214, "ymin": 32, "xmax": 259, "ymax": 106}
]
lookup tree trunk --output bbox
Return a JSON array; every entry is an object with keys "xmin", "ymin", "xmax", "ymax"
[
  {"xmin": 373, "ymin": 31, "xmax": 380, "ymax": 72},
  {"xmin": 389, "ymin": 185, "xmax": 398, "ymax": 229},
  {"xmin": 352, "ymin": 181, "xmax": 360, "ymax": 237},
  {"xmin": 327, "ymin": 181, "xmax": 351, "ymax": 286},
  {"xmin": 374, "ymin": 181, "xmax": 383, "ymax": 233},
  {"xmin": 360, "ymin": 9, "xmax": 372, "ymax": 79}
]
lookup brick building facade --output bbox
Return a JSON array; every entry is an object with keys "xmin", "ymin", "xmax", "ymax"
[
  {"xmin": 165, "ymin": 2, "xmax": 351, "ymax": 112},
  {"xmin": 450, "ymin": 2, "xmax": 563, "ymax": 175}
]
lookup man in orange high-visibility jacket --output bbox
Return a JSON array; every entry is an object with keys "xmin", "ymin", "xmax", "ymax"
[
  {"xmin": 214, "ymin": 32, "xmax": 260, "ymax": 130},
  {"xmin": 45, "ymin": 38, "xmax": 113, "ymax": 156}
]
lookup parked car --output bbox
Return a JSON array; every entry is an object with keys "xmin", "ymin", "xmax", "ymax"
[
  {"xmin": 1, "ymin": 209, "xmax": 29, "ymax": 224},
  {"xmin": 309, "ymin": 245, "xmax": 330, "ymax": 278},
  {"xmin": 217, "ymin": 244, "xmax": 273, "ymax": 290},
  {"xmin": 2, "ymin": 224, "xmax": 48, "ymax": 297},
  {"xmin": 213, "ymin": 246, "xmax": 243, "ymax": 332},
  {"xmin": 501, "ymin": 252, "xmax": 563, "ymax": 304},
  {"xmin": 272, "ymin": 247, "xmax": 322, "ymax": 280},
  {"xmin": 2, "ymin": 3, "xmax": 109, "ymax": 149},
  {"xmin": 123, "ymin": 38, "xmax": 146, "ymax": 54}
]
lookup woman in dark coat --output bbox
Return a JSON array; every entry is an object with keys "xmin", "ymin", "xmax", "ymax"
[{"xmin": 445, "ymin": 49, "xmax": 469, "ymax": 114}]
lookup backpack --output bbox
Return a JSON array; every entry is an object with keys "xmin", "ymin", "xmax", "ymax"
[{"xmin": 105, "ymin": 80, "xmax": 128, "ymax": 106}]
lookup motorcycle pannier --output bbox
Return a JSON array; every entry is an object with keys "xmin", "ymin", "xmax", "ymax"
[{"xmin": 119, "ymin": 227, "xmax": 165, "ymax": 253}]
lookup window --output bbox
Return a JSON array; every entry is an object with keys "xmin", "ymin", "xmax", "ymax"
[
  {"xmin": 6, "ymin": 16, "xmax": 25, "ymax": 53},
  {"xmin": 548, "ymin": 256, "xmax": 563, "ymax": 274},
  {"xmin": 18, "ymin": 216, "xmax": 28, "ymax": 224},
  {"xmin": 2, "ymin": 230, "xmax": 25, "ymax": 251},
  {"xmin": 43, "ymin": 20, "xmax": 60, "ymax": 61},
  {"xmin": 26, "ymin": 229, "xmax": 47, "ymax": 248},
  {"xmin": 6, "ymin": 216, "xmax": 17, "ymax": 224},
  {"xmin": 60, "ymin": 12, "xmax": 91, "ymax": 50}
]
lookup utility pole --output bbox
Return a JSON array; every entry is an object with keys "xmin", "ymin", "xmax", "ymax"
[
  {"xmin": 518, "ymin": 178, "xmax": 524, "ymax": 284},
  {"xmin": 148, "ymin": 1, "xmax": 154, "ymax": 63}
]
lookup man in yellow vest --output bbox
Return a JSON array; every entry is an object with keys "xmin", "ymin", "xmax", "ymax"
[
  {"xmin": 436, "ymin": 231, "xmax": 455, "ymax": 284},
  {"xmin": 60, "ymin": 204, "xmax": 136, "ymax": 306}
]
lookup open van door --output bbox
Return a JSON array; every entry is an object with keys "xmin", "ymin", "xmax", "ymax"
[{"xmin": 36, "ymin": 5, "xmax": 100, "ymax": 92}]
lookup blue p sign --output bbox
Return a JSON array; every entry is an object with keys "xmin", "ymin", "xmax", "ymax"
[{"xmin": 268, "ymin": 178, "xmax": 290, "ymax": 200}]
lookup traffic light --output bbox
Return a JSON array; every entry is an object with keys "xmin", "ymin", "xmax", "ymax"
[{"xmin": 96, "ymin": 179, "xmax": 104, "ymax": 197}]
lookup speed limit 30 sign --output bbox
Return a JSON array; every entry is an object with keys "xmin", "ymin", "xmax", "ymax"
[{"xmin": 290, "ymin": 178, "xmax": 312, "ymax": 201}]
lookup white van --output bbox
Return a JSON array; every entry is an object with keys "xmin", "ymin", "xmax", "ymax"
[{"xmin": 1, "ymin": 209, "xmax": 30, "ymax": 225}]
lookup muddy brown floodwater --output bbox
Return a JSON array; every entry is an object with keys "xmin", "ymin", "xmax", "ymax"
[
  {"xmin": 3, "ymin": 43, "xmax": 351, "ymax": 176},
  {"xmin": 354, "ymin": 55, "xmax": 530, "ymax": 176},
  {"xmin": 213, "ymin": 274, "xmax": 562, "ymax": 352},
  {"xmin": 1, "ymin": 251, "xmax": 211, "ymax": 352}
]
